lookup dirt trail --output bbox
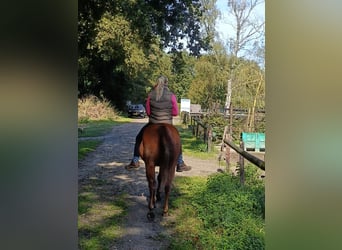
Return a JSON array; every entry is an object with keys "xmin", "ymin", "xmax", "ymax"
[{"xmin": 78, "ymin": 118, "xmax": 263, "ymax": 249}]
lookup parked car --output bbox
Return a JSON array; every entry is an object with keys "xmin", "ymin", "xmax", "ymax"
[{"xmin": 128, "ymin": 104, "xmax": 146, "ymax": 118}]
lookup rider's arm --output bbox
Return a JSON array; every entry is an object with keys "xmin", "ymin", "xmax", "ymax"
[
  {"xmin": 146, "ymin": 96, "xmax": 151, "ymax": 116},
  {"xmin": 171, "ymin": 94, "xmax": 178, "ymax": 116}
]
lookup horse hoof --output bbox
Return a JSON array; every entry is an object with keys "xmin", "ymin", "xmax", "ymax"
[
  {"xmin": 147, "ymin": 211, "xmax": 155, "ymax": 221},
  {"xmin": 162, "ymin": 212, "xmax": 169, "ymax": 217}
]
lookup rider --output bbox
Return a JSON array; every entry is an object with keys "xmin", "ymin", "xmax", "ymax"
[{"xmin": 125, "ymin": 75, "xmax": 191, "ymax": 172}]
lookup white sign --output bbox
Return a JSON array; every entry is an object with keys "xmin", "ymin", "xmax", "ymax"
[{"xmin": 180, "ymin": 99, "xmax": 191, "ymax": 113}]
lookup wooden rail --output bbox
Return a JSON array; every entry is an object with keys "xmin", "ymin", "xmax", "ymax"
[{"xmin": 223, "ymin": 138, "xmax": 265, "ymax": 170}]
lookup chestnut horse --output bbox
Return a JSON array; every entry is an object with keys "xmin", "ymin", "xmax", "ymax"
[{"xmin": 139, "ymin": 123, "xmax": 181, "ymax": 220}]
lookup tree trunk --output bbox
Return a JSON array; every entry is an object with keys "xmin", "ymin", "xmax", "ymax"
[{"xmin": 247, "ymin": 73, "xmax": 263, "ymax": 132}]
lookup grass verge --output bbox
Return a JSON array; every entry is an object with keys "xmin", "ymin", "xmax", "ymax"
[
  {"xmin": 78, "ymin": 119, "xmax": 130, "ymax": 138},
  {"xmin": 78, "ymin": 178, "xmax": 128, "ymax": 250},
  {"xmin": 78, "ymin": 118, "xmax": 128, "ymax": 249},
  {"xmin": 78, "ymin": 140, "xmax": 102, "ymax": 160},
  {"xmin": 78, "ymin": 118, "xmax": 131, "ymax": 160},
  {"xmin": 167, "ymin": 166, "xmax": 265, "ymax": 249}
]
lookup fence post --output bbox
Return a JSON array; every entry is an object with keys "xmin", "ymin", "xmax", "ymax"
[
  {"xmin": 229, "ymin": 102, "xmax": 233, "ymax": 135},
  {"xmin": 239, "ymin": 141, "xmax": 245, "ymax": 185},
  {"xmin": 191, "ymin": 116, "xmax": 195, "ymax": 135},
  {"xmin": 203, "ymin": 126, "xmax": 208, "ymax": 144},
  {"xmin": 227, "ymin": 134, "xmax": 233, "ymax": 173},
  {"xmin": 196, "ymin": 122, "xmax": 199, "ymax": 137},
  {"xmin": 207, "ymin": 125, "xmax": 212, "ymax": 152},
  {"xmin": 182, "ymin": 111, "xmax": 189, "ymax": 124}
]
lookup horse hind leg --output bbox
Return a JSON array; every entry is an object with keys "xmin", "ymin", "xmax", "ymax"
[
  {"xmin": 156, "ymin": 173, "xmax": 162, "ymax": 201},
  {"xmin": 146, "ymin": 164, "xmax": 156, "ymax": 221},
  {"xmin": 147, "ymin": 180, "xmax": 156, "ymax": 221},
  {"xmin": 147, "ymin": 177, "xmax": 156, "ymax": 210},
  {"xmin": 162, "ymin": 183, "xmax": 171, "ymax": 217}
]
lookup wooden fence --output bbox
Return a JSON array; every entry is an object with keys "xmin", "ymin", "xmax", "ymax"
[
  {"xmin": 222, "ymin": 130, "xmax": 265, "ymax": 185},
  {"xmin": 186, "ymin": 113, "xmax": 265, "ymax": 185},
  {"xmin": 188, "ymin": 115, "xmax": 213, "ymax": 153}
]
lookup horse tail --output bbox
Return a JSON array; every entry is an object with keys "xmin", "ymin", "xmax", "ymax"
[{"xmin": 158, "ymin": 125, "xmax": 179, "ymax": 193}]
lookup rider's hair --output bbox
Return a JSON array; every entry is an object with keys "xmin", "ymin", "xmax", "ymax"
[{"xmin": 155, "ymin": 75, "xmax": 168, "ymax": 101}]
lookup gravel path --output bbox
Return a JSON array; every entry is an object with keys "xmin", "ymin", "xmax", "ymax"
[{"xmin": 78, "ymin": 118, "xmax": 263, "ymax": 249}]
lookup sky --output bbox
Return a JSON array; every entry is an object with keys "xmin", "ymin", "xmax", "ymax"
[{"xmin": 215, "ymin": 0, "xmax": 265, "ymax": 57}]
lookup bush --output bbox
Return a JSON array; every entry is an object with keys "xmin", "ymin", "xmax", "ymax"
[{"xmin": 78, "ymin": 95, "xmax": 120, "ymax": 122}]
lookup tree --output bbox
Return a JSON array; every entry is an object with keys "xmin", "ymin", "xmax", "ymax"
[
  {"xmin": 188, "ymin": 45, "xmax": 230, "ymax": 111},
  {"xmin": 227, "ymin": 0, "xmax": 264, "ymax": 58},
  {"xmin": 168, "ymin": 51, "xmax": 196, "ymax": 99},
  {"xmin": 199, "ymin": 0, "xmax": 220, "ymax": 50},
  {"xmin": 232, "ymin": 59, "xmax": 265, "ymax": 131},
  {"xmin": 78, "ymin": 0, "xmax": 212, "ymax": 109},
  {"xmin": 222, "ymin": 0, "xmax": 265, "ymax": 131}
]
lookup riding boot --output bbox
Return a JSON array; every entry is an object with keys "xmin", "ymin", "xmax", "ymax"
[
  {"xmin": 176, "ymin": 162, "xmax": 191, "ymax": 172},
  {"xmin": 125, "ymin": 160, "xmax": 140, "ymax": 170}
]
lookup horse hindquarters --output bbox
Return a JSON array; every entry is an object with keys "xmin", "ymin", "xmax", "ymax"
[{"xmin": 141, "ymin": 123, "xmax": 181, "ymax": 219}]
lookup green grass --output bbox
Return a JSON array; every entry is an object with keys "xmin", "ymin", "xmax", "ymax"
[
  {"xmin": 78, "ymin": 178, "xmax": 128, "ymax": 250},
  {"xmin": 78, "ymin": 140, "xmax": 102, "ymax": 160},
  {"xmin": 78, "ymin": 119, "xmax": 130, "ymax": 138},
  {"xmin": 78, "ymin": 117, "xmax": 132, "ymax": 160},
  {"xmin": 167, "ymin": 166, "xmax": 265, "ymax": 249}
]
